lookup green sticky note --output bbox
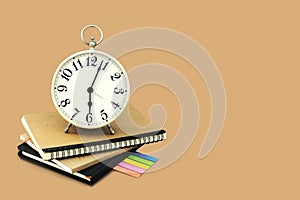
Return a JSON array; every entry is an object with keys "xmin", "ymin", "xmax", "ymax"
[{"xmin": 128, "ymin": 155, "xmax": 155, "ymax": 166}]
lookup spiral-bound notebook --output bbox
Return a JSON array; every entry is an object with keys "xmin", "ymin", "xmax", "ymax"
[
  {"xmin": 21, "ymin": 107, "xmax": 166, "ymax": 160},
  {"xmin": 19, "ymin": 133, "xmax": 136, "ymax": 173},
  {"xmin": 17, "ymin": 143, "xmax": 142, "ymax": 185}
]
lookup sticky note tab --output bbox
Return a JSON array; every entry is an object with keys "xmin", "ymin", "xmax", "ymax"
[
  {"xmin": 128, "ymin": 155, "xmax": 155, "ymax": 166},
  {"xmin": 123, "ymin": 158, "xmax": 150, "ymax": 169},
  {"xmin": 113, "ymin": 152, "xmax": 158, "ymax": 178},
  {"xmin": 118, "ymin": 161, "xmax": 146, "ymax": 174},
  {"xmin": 114, "ymin": 165, "xmax": 142, "ymax": 178},
  {"xmin": 133, "ymin": 152, "xmax": 159, "ymax": 162}
]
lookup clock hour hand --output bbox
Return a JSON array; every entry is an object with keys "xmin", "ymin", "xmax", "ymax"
[{"xmin": 87, "ymin": 87, "xmax": 93, "ymax": 114}]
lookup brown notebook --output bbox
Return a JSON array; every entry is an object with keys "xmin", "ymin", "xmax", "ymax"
[
  {"xmin": 20, "ymin": 133, "xmax": 135, "ymax": 173},
  {"xmin": 21, "ymin": 106, "xmax": 166, "ymax": 160}
]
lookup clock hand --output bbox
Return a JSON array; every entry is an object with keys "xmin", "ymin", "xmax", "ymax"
[
  {"xmin": 86, "ymin": 87, "xmax": 94, "ymax": 124},
  {"xmin": 86, "ymin": 60, "xmax": 104, "ymax": 118},
  {"xmin": 87, "ymin": 87, "xmax": 93, "ymax": 114},
  {"xmin": 94, "ymin": 92, "xmax": 104, "ymax": 100},
  {"xmin": 90, "ymin": 60, "xmax": 103, "ymax": 88},
  {"xmin": 94, "ymin": 92, "xmax": 122, "ymax": 110}
]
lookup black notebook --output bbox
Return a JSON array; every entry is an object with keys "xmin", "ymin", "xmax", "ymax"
[{"xmin": 17, "ymin": 143, "xmax": 142, "ymax": 185}]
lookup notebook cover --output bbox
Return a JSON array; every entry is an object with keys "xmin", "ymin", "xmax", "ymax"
[
  {"xmin": 21, "ymin": 106, "xmax": 165, "ymax": 160},
  {"xmin": 20, "ymin": 133, "xmax": 135, "ymax": 173},
  {"xmin": 18, "ymin": 143, "xmax": 142, "ymax": 185}
]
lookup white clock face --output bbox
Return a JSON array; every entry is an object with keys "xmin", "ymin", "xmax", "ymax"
[{"xmin": 51, "ymin": 50, "xmax": 130, "ymax": 129}]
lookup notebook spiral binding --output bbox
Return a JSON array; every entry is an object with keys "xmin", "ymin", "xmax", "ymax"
[{"xmin": 49, "ymin": 132, "xmax": 166, "ymax": 159}]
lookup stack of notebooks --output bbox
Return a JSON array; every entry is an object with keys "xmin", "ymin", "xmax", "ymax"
[{"xmin": 17, "ymin": 106, "xmax": 166, "ymax": 185}]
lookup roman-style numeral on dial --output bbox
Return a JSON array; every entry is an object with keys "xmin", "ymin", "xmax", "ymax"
[
  {"xmin": 71, "ymin": 108, "xmax": 80, "ymax": 120},
  {"xmin": 72, "ymin": 58, "xmax": 83, "ymax": 71},
  {"xmin": 100, "ymin": 109, "xmax": 108, "ymax": 121},
  {"xmin": 111, "ymin": 101, "xmax": 121, "ymax": 109},
  {"xmin": 111, "ymin": 72, "xmax": 122, "ymax": 81},
  {"xmin": 86, "ymin": 56, "xmax": 97, "ymax": 67},
  {"xmin": 114, "ymin": 87, "xmax": 127, "ymax": 94},
  {"xmin": 60, "ymin": 99, "xmax": 70, "ymax": 107},
  {"xmin": 61, "ymin": 68, "xmax": 72, "ymax": 81},
  {"xmin": 86, "ymin": 113, "xmax": 92, "ymax": 123},
  {"xmin": 55, "ymin": 85, "xmax": 67, "ymax": 92}
]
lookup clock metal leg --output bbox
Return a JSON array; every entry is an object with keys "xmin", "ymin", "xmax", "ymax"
[
  {"xmin": 64, "ymin": 123, "xmax": 114, "ymax": 134},
  {"xmin": 106, "ymin": 124, "xmax": 115, "ymax": 135},
  {"xmin": 64, "ymin": 123, "xmax": 72, "ymax": 133}
]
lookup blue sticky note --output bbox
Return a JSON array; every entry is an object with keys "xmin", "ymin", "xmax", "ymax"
[{"xmin": 133, "ymin": 152, "xmax": 158, "ymax": 162}]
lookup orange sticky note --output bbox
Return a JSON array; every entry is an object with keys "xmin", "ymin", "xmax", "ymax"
[{"xmin": 114, "ymin": 165, "xmax": 142, "ymax": 178}]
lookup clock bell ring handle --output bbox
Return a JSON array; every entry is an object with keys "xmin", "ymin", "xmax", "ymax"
[{"xmin": 81, "ymin": 24, "xmax": 104, "ymax": 49}]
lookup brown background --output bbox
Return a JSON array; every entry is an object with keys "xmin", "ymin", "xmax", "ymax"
[{"xmin": 1, "ymin": 0, "xmax": 299, "ymax": 199}]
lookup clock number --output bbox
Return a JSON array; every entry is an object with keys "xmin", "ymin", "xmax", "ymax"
[
  {"xmin": 61, "ymin": 68, "xmax": 72, "ymax": 81},
  {"xmin": 86, "ymin": 113, "xmax": 92, "ymax": 123},
  {"xmin": 114, "ymin": 87, "xmax": 126, "ymax": 94},
  {"xmin": 56, "ymin": 85, "xmax": 67, "ymax": 92},
  {"xmin": 71, "ymin": 108, "xmax": 80, "ymax": 120},
  {"xmin": 102, "ymin": 61, "xmax": 109, "ymax": 70},
  {"xmin": 111, "ymin": 101, "xmax": 121, "ymax": 109},
  {"xmin": 73, "ymin": 59, "xmax": 83, "ymax": 71},
  {"xmin": 100, "ymin": 109, "xmax": 108, "ymax": 121},
  {"xmin": 60, "ymin": 99, "xmax": 70, "ymax": 107},
  {"xmin": 110, "ymin": 72, "xmax": 122, "ymax": 81},
  {"xmin": 86, "ymin": 56, "xmax": 97, "ymax": 67}
]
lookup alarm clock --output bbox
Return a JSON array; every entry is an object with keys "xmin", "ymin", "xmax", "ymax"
[{"xmin": 51, "ymin": 25, "xmax": 130, "ymax": 133}]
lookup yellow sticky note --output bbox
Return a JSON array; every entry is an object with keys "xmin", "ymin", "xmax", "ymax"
[{"xmin": 123, "ymin": 158, "xmax": 150, "ymax": 169}]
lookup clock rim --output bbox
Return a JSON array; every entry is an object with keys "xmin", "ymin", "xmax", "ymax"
[{"xmin": 51, "ymin": 49, "xmax": 130, "ymax": 129}]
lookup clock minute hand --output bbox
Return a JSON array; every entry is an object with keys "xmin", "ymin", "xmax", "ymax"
[
  {"xmin": 90, "ymin": 60, "xmax": 103, "ymax": 88},
  {"xmin": 86, "ymin": 60, "xmax": 103, "ymax": 120}
]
